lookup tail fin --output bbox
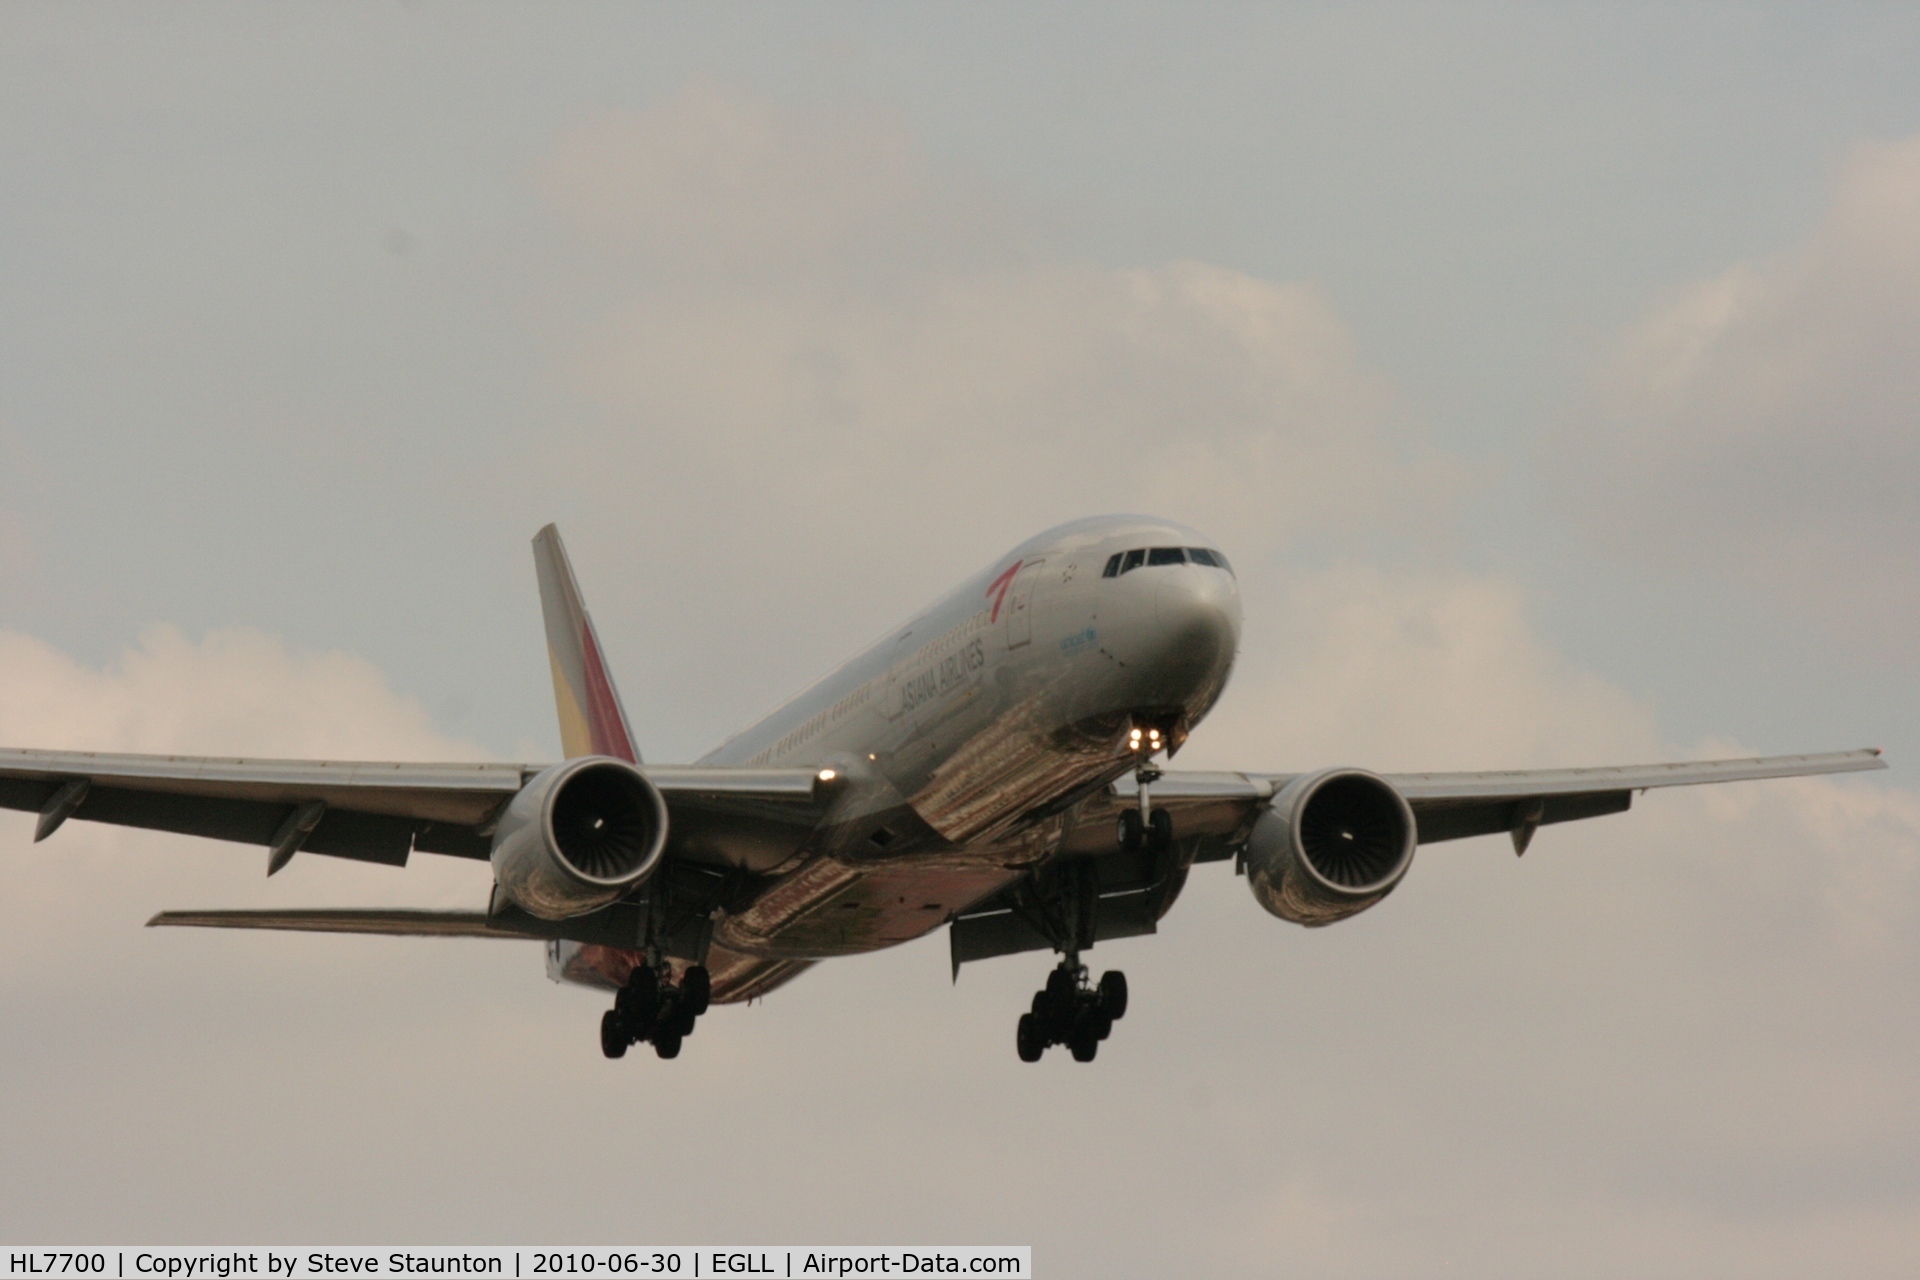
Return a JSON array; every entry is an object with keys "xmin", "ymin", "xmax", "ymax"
[{"xmin": 532, "ymin": 524, "xmax": 640, "ymax": 763}]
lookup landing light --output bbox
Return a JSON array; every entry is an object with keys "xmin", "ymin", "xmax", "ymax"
[{"xmin": 818, "ymin": 768, "xmax": 839, "ymax": 782}]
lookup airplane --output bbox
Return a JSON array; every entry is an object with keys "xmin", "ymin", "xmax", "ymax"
[{"xmin": 0, "ymin": 515, "xmax": 1886, "ymax": 1063}]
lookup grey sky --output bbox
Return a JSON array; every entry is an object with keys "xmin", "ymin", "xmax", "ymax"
[{"xmin": 3, "ymin": 5, "xmax": 1920, "ymax": 1275}]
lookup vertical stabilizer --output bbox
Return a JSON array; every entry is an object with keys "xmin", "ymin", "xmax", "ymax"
[{"xmin": 532, "ymin": 525, "xmax": 640, "ymax": 763}]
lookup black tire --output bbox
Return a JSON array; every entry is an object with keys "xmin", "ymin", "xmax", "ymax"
[
  {"xmin": 1069, "ymin": 1032, "xmax": 1098, "ymax": 1063},
  {"xmin": 1090, "ymin": 1011, "xmax": 1114, "ymax": 1042},
  {"xmin": 1148, "ymin": 809, "xmax": 1173, "ymax": 854},
  {"xmin": 1045, "ymin": 967, "xmax": 1076, "ymax": 1000},
  {"xmin": 673, "ymin": 1004, "xmax": 698, "ymax": 1038},
  {"xmin": 682, "ymin": 965, "xmax": 712, "ymax": 1017},
  {"xmin": 617, "ymin": 967, "xmax": 659, "ymax": 1025},
  {"xmin": 600, "ymin": 1010, "xmax": 629, "ymax": 1059},
  {"xmin": 1098, "ymin": 970, "xmax": 1129, "ymax": 1020},
  {"xmin": 619, "ymin": 997, "xmax": 657, "ymax": 1042},
  {"xmin": 1030, "ymin": 991, "xmax": 1066, "ymax": 1039},
  {"xmin": 1016, "ymin": 1013, "xmax": 1044, "ymax": 1063},
  {"xmin": 653, "ymin": 1030, "xmax": 683, "ymax": 1059},
  {"xmin": 1054, "ymin": 1002, "xmax": 1082, "ymax": 1042},
  {"xmin": 1117, "ymin": 809, "xmax": 1143, "ymax": 851}
]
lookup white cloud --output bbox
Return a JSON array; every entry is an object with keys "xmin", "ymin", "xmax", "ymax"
[
  {"xmin": 1574, "ymin": 134, "xmax": 1920, "ymax": 658},
  {"xmin": 0, "ymin": 625, "xmax": 470, "ymax": 759},
  {"xmin": 1187, "ymin": 565, "xmax": 1660, "ymax": 773}
]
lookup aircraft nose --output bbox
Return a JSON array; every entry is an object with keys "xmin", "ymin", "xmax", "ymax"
[{"xmin": 1151, "ymin": 566, "xmax": 1242, "ymax": 682}]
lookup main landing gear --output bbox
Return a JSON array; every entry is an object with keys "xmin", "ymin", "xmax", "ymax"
[
  {"xmin": 1010, "ymin": 754, "xmax": 1163, "ymax": 1063},
  {"xmin": 1017, "ymin": 960, "xmax": 1128, "ymax": 1063},
  {"xmin": 601, "ymin": 963, "xmax": 711, "ymax": 1060}
]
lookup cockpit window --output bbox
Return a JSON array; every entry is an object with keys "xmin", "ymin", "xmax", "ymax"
[{"xmin": 1104, "ymin": 545, "xmax": 1234, "ymax": 576}]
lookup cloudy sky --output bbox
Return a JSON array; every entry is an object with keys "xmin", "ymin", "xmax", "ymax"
[{"xmin": 4, "ymin": 4, "xmax": 1920, "ymax": 1275}]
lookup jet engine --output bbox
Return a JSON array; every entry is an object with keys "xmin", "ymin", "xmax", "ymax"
[
  {"xmin": 1244, "ymin": 768, "xmax": 1416, "ymax": 927},
  {"xmin": 490, "ymin": 756, "xmax": 669, "ymax": 920}
]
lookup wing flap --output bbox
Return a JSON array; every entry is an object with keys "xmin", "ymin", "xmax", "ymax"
[{"xmin": 1410, "ymin": 788, "xmax": 1633, "ymax": 845}]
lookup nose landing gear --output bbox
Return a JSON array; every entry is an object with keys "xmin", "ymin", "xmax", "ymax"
[
  {"xmin": 1118, "ymin": 744, "xmax": 1170, "ymax": 853},
  {"xmin": 1016, "ymin": 960, "xmax": 1128, "ymax": 1063},
  {"xmin": 601, "ymin": 962, "xmax": 711, "ymax": 1060}
]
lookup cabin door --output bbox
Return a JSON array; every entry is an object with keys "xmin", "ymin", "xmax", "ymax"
[{"xmin": 1005, "ymin": 559, "xmax": 1044, "ymax": 649}]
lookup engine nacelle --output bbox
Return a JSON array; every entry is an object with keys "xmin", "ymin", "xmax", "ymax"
[
  {"xmin": 490, "ymin": 756, "xmax": 669, "ymax": 920},
  {"xmin": 1245, "ymin": 768, "xmax": 1417, "ymax": 927}
]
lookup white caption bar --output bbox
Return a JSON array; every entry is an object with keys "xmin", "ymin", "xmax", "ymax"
[{"xmin": 4, "ymin": 1251, "xmax": 1030, "ymax": 1280}]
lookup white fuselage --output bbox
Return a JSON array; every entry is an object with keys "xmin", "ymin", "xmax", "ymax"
[{"xmin": 555, "ymin": 515, "xmax": 1241, "ymax": 988}]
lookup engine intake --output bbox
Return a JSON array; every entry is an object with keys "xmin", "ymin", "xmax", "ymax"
[
  {"xmin": 1245, "ymin": 768, "xmax": 1416, "ymax": 926},
  {"xmin": 490, "ymin": 757, "xmax": 668, "ymax": 920}
]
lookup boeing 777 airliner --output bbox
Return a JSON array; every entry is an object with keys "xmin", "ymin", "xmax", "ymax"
[{"xmin": 0, "ymin": 516, "xmax": 1885, "ymax": 1062}]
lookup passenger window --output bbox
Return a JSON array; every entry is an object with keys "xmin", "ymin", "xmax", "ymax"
[
  {"xmin": 1121, "ymin": 549, "xmax": 1146, "ymax": 573},
  {"xmin": 1103, "ymin": 553, "xmax": 1123, "ymax": 578},
  {"xmin": 1186, "ymin": 548, "xmax": 1218, "ymax": 567},
  {"xmin": 1147, "ymin": 547, "xmax": 1186, "ymax": 566}
]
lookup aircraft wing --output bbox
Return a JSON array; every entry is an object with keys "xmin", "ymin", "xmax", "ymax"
[
  {"xmin": 1373, "ymin": 750, "xmax": 1886, "ymax": 847},
  {"xmin": 1098, "ymin": 747, "xmax": 1887, "ymax": 854},
  {"xmin": 952, "ymin": 747, "xmax": 1887, "ymax": 969},
  {"xmin": 0, "ymin": 746, "xmax": 826, "ymax": 870}
]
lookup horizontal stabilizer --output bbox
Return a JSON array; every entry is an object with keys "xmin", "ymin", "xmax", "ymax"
[{"xmin": 147, "ymin": 908, "xmax": 542, "ymax": 939}]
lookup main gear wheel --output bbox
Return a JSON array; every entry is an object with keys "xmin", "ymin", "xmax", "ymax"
[
  {"xmin": 1015, "ymin": 962, "xmax": 1128, "ymax": 1063},
  {"xmin": 599, "ymin": 963, "xmax": 711, "ymax": 1061}
]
